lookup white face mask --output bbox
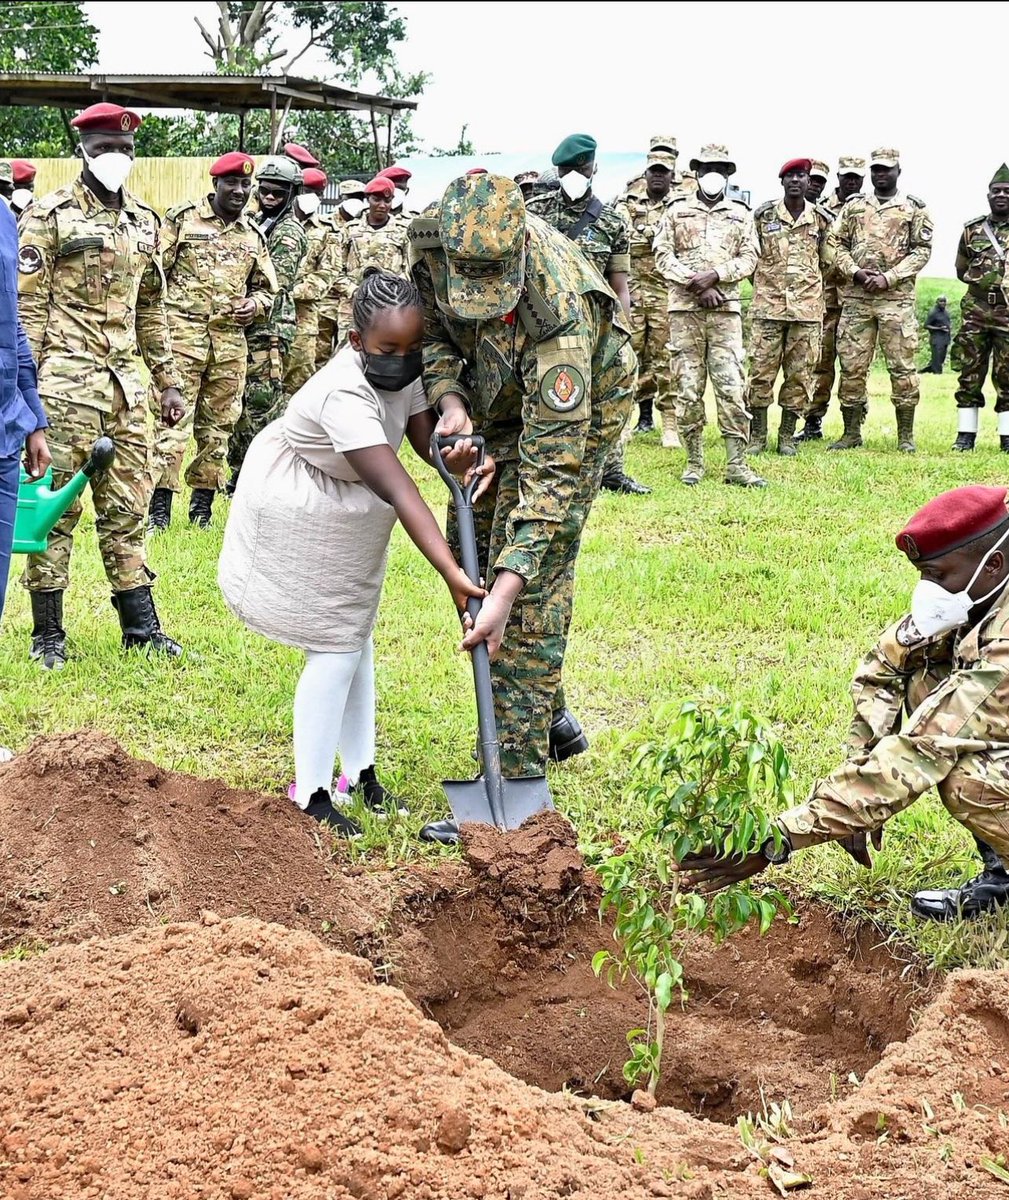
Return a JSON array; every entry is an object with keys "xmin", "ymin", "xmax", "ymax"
[
  {"xmin": 698, "ymin": 170, "xmax": 727, "ymax": 198},
  {"xmin": 11, "ymin": 188, "xmax": 32, "ymax": 210},
  {"xmin": 297, "ymin": 192, "xmax": 321, "ymax": 215},
  {"xmin": 909, "ymin": 527, "xmax": 1009, "ymax": 638},
  {"xmin": 559, "ymin": 169, "xmax": 591, "ymax": 202},
  {"xmin": 82, "ymin": 147, "xmax": 134, "ymax": 192},
  {"xmin": 392, "ymin": 187, "xmax": 406, "ymax": 210},
  {"xmin": 341, "ymin": 197, "xmax": 365, "ymax": 218}
]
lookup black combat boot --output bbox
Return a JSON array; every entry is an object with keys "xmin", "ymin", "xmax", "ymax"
[
  {"xmin": 600, "ymin": 467, "xmax": 652, "ymax": 495},
  {"xmin": 635, "ymin": 399, "xmax": 654, "ymax": 433},
  {"xmin": 148, "ymin": 488, "xmax": 173, "ymax": 532},
  {"xmin": 952, "ymin": 432, "xmax": 977, "ymax": 452},
  {"xmin": 29, "ymin": 590, "xmax": 67, "ymax": 671},
  {"xmin": 795, "ymin": 414, "xmax": 823, "ymax": 442},
  {"xmin": 189, "ymin": 488, "xmax": 215, "ymax": 528},
  {"xmin": 549, "ymin": 708, "xmax": 589, "ymax": 762},
  {"xmin": 419, "ymin": 817, "xmax": 461, "ymax": 845},
  {"xmin": 746, "ymin": 408, "xmax": 768, "ymax": 454},
  {"xmin": 911, "ymin": 866, "xmax": 1009, "ymax": 921},
  {"xmin": 349, "ymin": 765, "xmax": 409, "ymax": 816},
  {"xmin": 1001, "ymin": 436, "xmax": 1009, "ymax": 454},
  {"xmin": 111, "ymin": 586, "xmax": 183, "ymax": 657}
]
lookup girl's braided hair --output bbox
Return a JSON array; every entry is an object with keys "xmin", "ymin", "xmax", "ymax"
[{"xmin": 351, "ymin": 266, "xmax": 422, "ymax": 332}]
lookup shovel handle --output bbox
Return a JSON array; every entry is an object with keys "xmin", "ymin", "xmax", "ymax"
[{"xmin": 430, "ymin": 433, "xmax": 486, "ymax": 508}]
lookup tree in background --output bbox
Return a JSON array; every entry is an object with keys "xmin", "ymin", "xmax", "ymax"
[
  {"xmin": 432, "ymin": 125, "xmax": 476, "ymax": 158},
  {"xmin": 0, "ymin": 1, "xmax": 98, "ymax": 155}
]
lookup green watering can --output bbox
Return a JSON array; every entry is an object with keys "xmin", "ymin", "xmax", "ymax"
[{"xmin": 13, "ymin": 437, "xmax": 116, "ymax": 554}]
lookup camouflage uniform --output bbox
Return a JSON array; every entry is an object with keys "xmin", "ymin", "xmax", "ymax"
[
  {"xmin": 151, "ymin": 197, "xmax": 276, "ymax": 494},
  {"xmin": 746, "ymin": 198, "xmax": 830, "ymax": 422},
  {"xmin": 284, "ymin": 210, "xmax": 341, "ymax": 398},
  {"xmin": 952, "ymin": 213, "xmax": 1009, "ymax": 411},
  {"xmin": 809, "ymin": 188, "xmax": 852, "ymax": 419},
  {"xmin": 777, "ymin": 594, "xmax": 1009, "ymax": 863},
  {"xmin": 16, "ymin": 177, "xmax": 181, "ymax": 592},
  {"xmin": 828, "ymin": 184, "xmax": 933, "ymax": 424},
  {"xmin": 316, "ymin": 213, "xmax": 350, "ymax": 364},
  {"xmin": 336, "ymin": 213, "xmax": 411, "ymax": 329},
  {"xmin": 409, "ymin": 205, "xmax": 635, "ymax": 778},
  {"xmin": 227, "ymin": 209, "xmax": 307, "ymax": 478}
]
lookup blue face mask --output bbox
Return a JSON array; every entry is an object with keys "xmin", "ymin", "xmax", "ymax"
[{"xmin": 362, "ymin": 349, "xmax": 423, "ymax": 392}]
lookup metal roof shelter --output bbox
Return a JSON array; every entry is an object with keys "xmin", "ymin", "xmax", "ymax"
[{"xmin": 0, "ymin": 72, "xmax": 417, "ymax": 158}]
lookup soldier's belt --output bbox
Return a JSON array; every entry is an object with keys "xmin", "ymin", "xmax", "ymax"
[{"xmin": 968, "ymin": 285, "xmax": 1006, "ymax": 307}]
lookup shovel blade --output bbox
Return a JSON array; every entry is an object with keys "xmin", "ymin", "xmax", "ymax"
[{"xmin": 441, "ymin": 776, "xmax": 554, "ymax": 831}]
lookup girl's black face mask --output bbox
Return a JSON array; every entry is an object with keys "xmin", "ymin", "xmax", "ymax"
[{"xmin": 361, "ymin": 349, "xmax": 423, "ymax": 392}]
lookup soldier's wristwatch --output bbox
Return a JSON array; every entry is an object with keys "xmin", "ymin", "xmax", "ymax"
[{"xmin": 761, "ymin": 831, "xmax": 792, "ymax": 865}]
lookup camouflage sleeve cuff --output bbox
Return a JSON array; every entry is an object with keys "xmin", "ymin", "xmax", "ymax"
[
  {"xmin": 152, "ymin": 367, "xmax": 182, "ymax": 392},
  {"xmin": 775, "ymin": 809, "xmax": 832, "ymax": 852},
  {"xmin": 608, "ymin": 254, "xmax": 631, "ymax": 276},
  {"xmin": 493, "ymin": 546, "xmax": 535, "ymax": 585},
  {"xmin": 883, "ymin": 270, "xmax": 898, "ymax": 288},
  {"xmin": 427, "ymin": 378, "xmax": 471, "ymax": 408}
]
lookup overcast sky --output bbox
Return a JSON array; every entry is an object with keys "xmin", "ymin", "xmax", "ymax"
[{"xmin": 85, "ymin": 0, "xmax": 993, "ymax": 269}]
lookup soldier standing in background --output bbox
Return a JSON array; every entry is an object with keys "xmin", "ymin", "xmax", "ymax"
[
  {"xmin": 148, "ymin": 152, "xmax": 277, "ymax": 532},
  {"xmin": 16, "ymin": 102, "xmax": 185, "ymax": 668},
  {"xmin": 337, "ymin": 176, "xmax": 411, "ymax": 330},
  {"xmin": 951, "ymin": 166, "xmax": 1009, "ymax": 452},
  {"xmin": 227, "ymin": 156, "xmax": 307, "ymax": 486},
  {"xmin": 798, "ymin": 156, "xmax": 865, "ymax": 442},
  {"xmin": 653, "ymin": 144, "xmax": 765, "ymax": 488},
  {"xmin": 746, "ymin": 158, "xmax": 831, "ymax": 456},
  {"xmin": 316, "ymin": 179, "xmax": 365, "ymax": 365},
  {"xmin": 527, "ymin": 133, "xmax": 647, "ymax": 495},
  {"xmin": 10, "ymin": 159, "xmax": 35, "ymax": 219},
  {"xmin": 827, "ymin": 148, "xmax": 933, "ymax": 453},
  {"xmin": 283, "ymin": 165, "xmax": 340, "ymax": 399},
  {"xmin": 379, "ymin": 164, "xmax": 416, "ymax": 217},
  {"xmin": 921, "ymin": 294, "xmax": 951, "ymax": 375},
  {"xmin": 615, "ymin": 136, "xmax": 684, "ymax": 447},
  {"xmin": 805, "ymin": 160, "xmax": 830, "ymax": 203},
  {"xmin": 407, "ymin": 173, "xmax": 635, "ymax": 844}
]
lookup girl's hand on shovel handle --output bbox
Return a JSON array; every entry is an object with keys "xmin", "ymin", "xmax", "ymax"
[
  {"xmin": 460, "ymin": 572, "xmax": 524, "ymax": 659},
  {"xmin": 446, "ymin": 566, "xmax": 486, "ymax": 614}
]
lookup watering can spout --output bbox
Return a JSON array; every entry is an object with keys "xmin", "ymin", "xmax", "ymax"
[{"xmin": 13, "ymin": 437, "xmax": 117, "ymax": 555}]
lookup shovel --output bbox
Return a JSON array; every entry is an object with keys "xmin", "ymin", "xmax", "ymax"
[
  {"xmin": 431, "ymin": 432, "xmax": 554, "ymax": 831},
  {"xmin": 14, "ymin": 437, "xmax": 116, "ymax": 554}
]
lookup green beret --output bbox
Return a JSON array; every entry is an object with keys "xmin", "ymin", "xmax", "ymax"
[
  {"xmin": 991, "ymin": 163, "xmax": 1009, "ymax": 186},
  {"xmin": 552, "ymin": 133, "xmax": 597, "ymax": 169}
]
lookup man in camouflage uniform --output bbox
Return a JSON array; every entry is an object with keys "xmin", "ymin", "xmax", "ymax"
[
  {"xmin": 950, "ymin": 165, "xmax": 1009, "ymax": 453},
  {"xmin": 408, "ymin": 173, "xmax": 636, "ymax": 843},
  {"xmin": 514, "ymin": 170, "xmax": 540, "ymax": 202},
  {"xmin": 683, "ymin": 485, "xmax": 1009, "ymax": 923},
  {"xmin": 527, "ymin": 133, "xmax": 646, "ymax": 496},
  {"xmin": 805, "ymin": 160, "xmax": 829, "ymax": 203},
  {"xmin": 16, "ymin": 102, "xmax": 185, "ymax": 669},
  {"xmin": 316, "ymin": 179, "xmax": 365, "ymax": 364},
  {"xmin": 615, "ymin": 136, "xmax": 690, "ymax": 448},
  {"xmin": 283, "ymin": 166, "xmax": 341, "ymax": 399},
  {"xmin": 746, "ymin": 158, "xmax": 831, "ymax": 456},
  {"xmin": 827, "ymin": 148, "xmax": 933, "ymax": 453},
  {"xmin": 799, "ymin": 155, "xmax": 865, "ymax": 441},
  {"xmin": 148, "ymin": 151, "xmax": 276, "ymax": 532},
  {"xmin": 653, "ymin": 144, "xmax": 766, "ymax": 488},
  {"xmin": 336, "ymin": 175, "xmax": 411, "ymax": 329},
  {"xmin": 227, "ymin": 156, "xmax": 307, "ymax": 486}
]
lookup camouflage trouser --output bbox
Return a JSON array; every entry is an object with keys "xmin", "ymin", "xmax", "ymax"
[
  {"xmin": 284, "ymin": 303, "xmax": 320, "ymax": 400},
  {"xmin": 448, "ymin": 343, "xmax": 635, "ymax": 777},
  {"xmin": 746, "ymin": 318, "xmax": 820, "ymax": 414},
  {"xmin": 666, "ymin": 310, "xmax": 749, "ymax": 438},
  {"xmin": 23, "ymin": 385, "xmax": 154, "ymax": 594},
  {"xmin": 837, "ymin": 299, "xmax": 919, "ymax": 410},
  {"xmin": 316, "ymin": 312, "xmax": 339, "ymax": 368},
  {"xmin": 809, "ymin": 306, "xmax": 840, "ymax": 419},
  {"xmin": 601, "ymin": 285, "xmax": 664, "ymax": 474},
  {"xmin": 228, "ymin": 337, "xmax": 288, "ymax": 480},
  {"xmin": 951, "ymin": 301, "xmax": 1009, "ymax": 410},
  {"xmin": 151, "ymin": 348, "xmax": 246, "ymax": 493}
]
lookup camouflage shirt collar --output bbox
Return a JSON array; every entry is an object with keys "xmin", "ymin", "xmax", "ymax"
[
  {"xmin": 773, "ymin": 198, "xmax": 815, "ymax": 225},
  {"xmin": 74, "ymin": 174, "xmax": 143, "ymax": 220},
  {"xmin": 869, "ymin": 190, "xmax": 905, "ymax": 209},
  {"xmin": 200, "ymin": 194, "xmax": 258, "ymax": 232}
]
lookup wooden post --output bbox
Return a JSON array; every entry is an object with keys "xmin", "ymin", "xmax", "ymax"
[
  {"xmin": 239, "ymin": 110, "xmax": 246, "ymax": 151},
  {"xmin": 369, "ymin": 106, "xmax": 381, "ymax": 171}
]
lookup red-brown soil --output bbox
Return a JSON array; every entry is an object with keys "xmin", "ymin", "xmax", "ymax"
[{"xmin": 1, "ymin": 732, "xmax": 1007, "ymax": 1199}]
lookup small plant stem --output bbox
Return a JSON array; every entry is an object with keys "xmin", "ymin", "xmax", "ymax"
[{"xmin": 648, "ymin": 1004, "xmax": 666, "ymax": 1097}]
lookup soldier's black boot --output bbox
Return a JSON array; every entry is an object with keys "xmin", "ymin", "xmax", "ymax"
[
  {"xmin": 746, "ymin": 408, "xmax": 768, "ymax": 454},
  {"xmin": 112, "ymin": 586, "xmax": 183, "ymax": 657},
  {"xmin": 828, "ymin": 405, "xmax": 865, "ymax": 450},
  {"xmin": 1001, "ymin": 436, "xmax": 1009, "ymax": 454},
  {"xmin": 952, "ymin": 432, "xmax": 977, "ymax": 452},
  {"xmin": 635, "ymin": 399, "xmax": 654, "ymax": 433},
  {"xmin": 29, "ymin": 590, "xmax": 67, "ymax": 671},
  {"xmin": 795, "ymin": 413, "xmax": 823, "ymax": 442},
  {"xmin": 189, "ymin": 488, "xmax": 215, "ymax": 528},
  {"xmin": 549, "ymin": 708, "xmax": 589, "ymax": 762},
  {"xmin": 419, "ymin": 817, "xmax": 460, "ymax": 845},
  {"xmin": 777, "ymin": 410, "xmax": 799, "ymax": 457},
  {"xmin": 600, "ymin": 467, "xmax": 652, "ymax": 495},
  {"xmin": 895, "ymin": 406, "xmax": 917, "ymax": 453},
  {"xmin": 148, "ymin": 488, "xmax": 173, "ymax": 532},
  {"xmin": 911, "ymin": 864, "xmax": 1009, "ymax": 921}
]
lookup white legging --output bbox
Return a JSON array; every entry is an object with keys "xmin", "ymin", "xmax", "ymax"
[{"xmin": 293, "ymin": 638, "xmax": 375, "ymax": 809}]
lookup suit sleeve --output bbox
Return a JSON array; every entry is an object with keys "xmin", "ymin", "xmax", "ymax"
[{"xmin": 16, "ymin": 317, "xmax": 46, "ymax": 430}]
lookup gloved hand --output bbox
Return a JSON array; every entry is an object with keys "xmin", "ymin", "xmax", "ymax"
[{"xmin": 838, "ymin": 827, "xmax": 883, "ymax": 869}]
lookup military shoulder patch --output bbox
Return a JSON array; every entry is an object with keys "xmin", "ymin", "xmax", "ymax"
[
  {"xmin": 907, "ymin": 194, "xmax": 927, "ymax": 208},
  {"xmin": 166, "ymin": 200, "xmax": 196, "ymax": 221},
  {"xmin": 407, "ymin": 216, "xmax": 441, "ymax": 245},
  {"xmin": 539, "ymin": 363, "xmax": 586, "ymax": 414},
  {"xmin": 17, "ymin": 244, "xmax": 43, "ymax": 275}
]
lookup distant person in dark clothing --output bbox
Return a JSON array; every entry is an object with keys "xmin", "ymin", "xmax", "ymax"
[{"xmin": 922, "ymin": 295, "xmax": 951, "ymax": 373}]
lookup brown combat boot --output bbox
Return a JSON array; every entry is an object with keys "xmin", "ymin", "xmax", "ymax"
[
  {"xmin": 660, "ymin": 407, "xmax": 681, "ymax": 450},
  {"xmin": 777, "ymin": 410, "xmax": 799, "ymax": 456},
  {"xmin": 724, "ymin": 436, "xmax": 768, "ymax": 488},
  {"xmin": 895, "ymin": 406, "xmax": 916, "ymax": 453},
  {"xmin": 827, "ymin": 405, "xmax": 865, "ymax": 450},
  {"xmin": 746, "ymin": 407, "xmax": 768, "ymax": 454},
  {"xmin": 680, "ymin": 427, "xmax": 704, "ymax": 485}
]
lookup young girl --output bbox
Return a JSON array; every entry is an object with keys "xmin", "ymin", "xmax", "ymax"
[{"xmin": 219, "ymin": 268, "xmax": 490, "ymax": 834}]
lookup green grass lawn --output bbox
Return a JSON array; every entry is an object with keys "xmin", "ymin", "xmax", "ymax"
[{"xmin": 3, "ymin": 276, "xmax": 1008, "ymax": 971}]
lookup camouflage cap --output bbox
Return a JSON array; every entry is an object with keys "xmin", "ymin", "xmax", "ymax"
[
  {"xmin": 649, "ymin": 135, "xmax": 678, "ymax": 155},
  {"xmin": 870, "ymin": 147, "xmax": 900, "ymax": 168},
  {"xmin": 514, "ymin": 170, "xmax": 540, "ymax": 186},
  {"xmin": 838, "ymin": 155, "xmax": 866, "ymax": 176},
  {"xmin": 689, "ymin": 144, "xmax": 736, "ymax": 174},
  {"xmin": 991, "ymin": 164, "xmax": 1009, "ymax": 187},
  {"xmin": 0, "ymin": 161, "xmax": 11, "ymax": 185},
  {"xmin": 439, "ymin": 173, "xmax": 526, "ymax": 321},
  {"xmin": 339, "ymin": 178, "xmax": 366, "ymax": 198},
  {"xmin": 646, "ymin": 153, "xmax": 677, "ymax": 171},
  {"xmin": 809, "ymin": 159, "xmax": 830, "ymax": 180}
]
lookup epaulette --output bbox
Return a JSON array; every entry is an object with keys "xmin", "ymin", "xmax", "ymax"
[
  {"xmin": 813, "ymin": 201, "xmax": 835, "ymax": 223},
  {"xmin": 407, "ymin": 216, "xmax": 441, "ymax": 248},
  {"xmin": 31, "ymin": 186, "xmax": 76, "ymax": 217},
  {"xmin": 165, "ymin": 199, "xmax": 197, "ymax": 222},
  {"xmin": 907, "ymin": 194, "xmax": 927, "ymax": 208},
  {"xmin": 729, "ymin": 196, "xmax": 751, "ymax": 211},
  {"xmin": 964, "ymin": 214, "xmax": 989, "ymax": 229},
  {"xmin": 754, "ymin": 200, "xmax": 776, "ymax": 219},
  {"xmin": 126, "ymin": 192, "xmax": 162, "ymax": 223}
]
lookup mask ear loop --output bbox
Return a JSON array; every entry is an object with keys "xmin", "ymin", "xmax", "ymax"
[{"xmin": 966, "ymin": 525, "xmax": 1009, "ymax": 604}]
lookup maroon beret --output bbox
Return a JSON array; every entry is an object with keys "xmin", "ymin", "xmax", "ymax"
[
  {"xmin": 378, "ymin": 164, "xmax": 411, "ymax": 183},
  {"xmin": 11, "ymin": 159, "xmax": 35, "ymax": 184},
  {"xmin": 302, "ymin": 167, "xmax": 327, "ymax": 190},
  {"xmin": 71, "ymin": 103, "xmax": 141, "ymax": 134},
  {"xmin": 210, "ymin": 152, "xmax": 255, "ymax": 179},
  {"xmin": 896, "ymin": 486, "xmax": 1009, "ymax": 562},
  {"xmin": 779, "ymin": 157, "xmax": 812, "ymax": 178},
  {"xmin": 364, "ymin": 176, "xmax": 395, "ymax": 198},
  {"xmin": 283, "ymin": 142, "xmax": 320, "ymax": 167}
]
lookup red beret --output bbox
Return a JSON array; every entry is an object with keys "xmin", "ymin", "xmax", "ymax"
[
  {"xmin": 378, "ymin": 165, "xmax": 411, "ymax": 183},
  {"xmin": 364, "ymin": 176, "xmax": 395, "ymax": 198},
  {"xmin": 11, "ymin": 159, "xmax": 35, "ymax": 184},
  {"xmin": 779, "ymin": 157, "xmax": 812, "ymax": 178},
  {"xmin": 302, "ymin": 167, "xmax": 327, "ymax": 190},
  {"xmin": 209, "ymin": 151, "xmax": 255, "ymax": 179},
  {"xmin": 466, "ymin": 167, "xmax": 488, "ymax": 176},
  {"xmin": 283, "ymin": 142, "xmax": 320, "ymax": 167},
  {"xmin": 71, "ymin": 103, "xmax": 141, "ymax": 134},
  {"xmin": 896, "ymin": 486, "xmax": 1009, "ymax": 562}
]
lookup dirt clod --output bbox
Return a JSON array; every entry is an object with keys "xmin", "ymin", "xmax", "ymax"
[{"xmin": 435, "ymin": 1106, "xmax": 471, "ymax": 1153}]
